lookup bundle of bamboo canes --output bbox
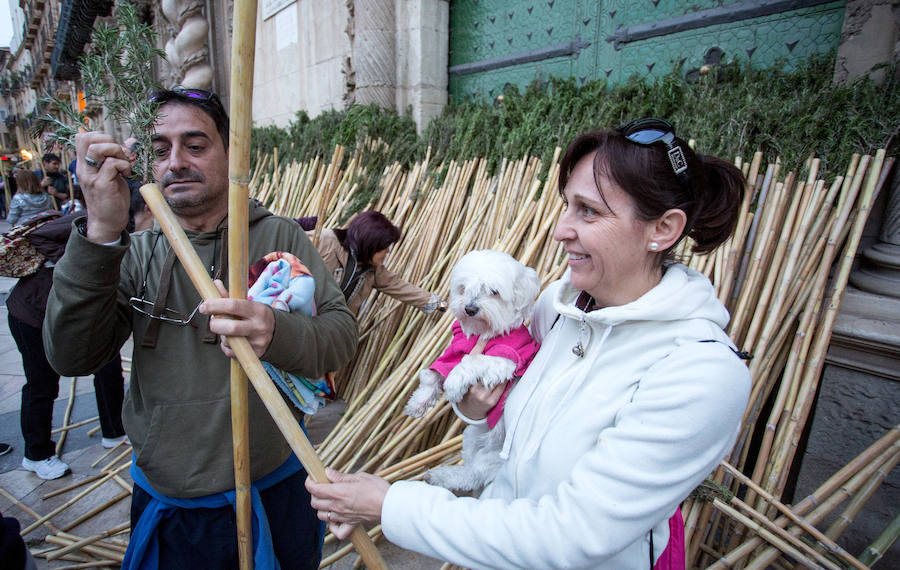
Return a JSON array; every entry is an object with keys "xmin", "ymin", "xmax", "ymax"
[
  {"xmin": 252, "ymin": 142, "xmax": 893, "ymax": 568},
  {"xmin": 2, "ymin": 435, "xmax": 134, "ymax": 566}
]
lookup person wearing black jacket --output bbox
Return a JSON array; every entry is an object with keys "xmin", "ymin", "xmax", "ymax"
[{"xmin": 6, "ymin": 212, "xmax": 127, "ymax": 480}]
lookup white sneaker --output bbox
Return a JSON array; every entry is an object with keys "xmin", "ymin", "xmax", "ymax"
[
  {"xmin": 101, "ymin": 435, "xmax": 130, "ymax": 449},
  {"xmin": 22, "ymin": 456, "xmax": 70, "ymax": 480}
]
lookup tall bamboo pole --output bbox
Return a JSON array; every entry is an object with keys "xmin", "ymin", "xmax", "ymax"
[
  {"xmin": 139, "ymin": 184, "xmax": 388, "ymax": 569},
  {"xmin": 227, "ymin": 1, "xmax": 258, "ymax": 567}
]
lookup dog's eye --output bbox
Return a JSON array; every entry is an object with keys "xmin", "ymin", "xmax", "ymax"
[
  {"xmin": 456, "ymin": 286, "xmax": 465, "ymax": 295},
  {"xmin": 490, "ymin": 289, "xmax": 500, "ymax": 296}
]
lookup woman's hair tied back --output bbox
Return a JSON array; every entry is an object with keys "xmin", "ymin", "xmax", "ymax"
[{"xmin": 559, "ymin": 121, "xmax": 745, "ymax": 256}]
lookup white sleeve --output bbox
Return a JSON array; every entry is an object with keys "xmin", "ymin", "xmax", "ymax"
[{"xmin": 381, "ymin": 341, "xmax": 750, "ymax": 569}]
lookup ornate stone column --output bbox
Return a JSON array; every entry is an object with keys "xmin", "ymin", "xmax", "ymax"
[
  {"xmin": 351, "ymin": 0, "xmax": 396, "ymax": 109},
  {"xmin": 851, "ymin": 175, "xmax": 900, "ymax": 297},
  {"xmin": 160, "ymin": 0, "xmax": 213, "ymax": 89}
]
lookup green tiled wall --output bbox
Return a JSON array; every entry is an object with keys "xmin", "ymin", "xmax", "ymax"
[{"xmin": 449, "ymin": 0, "xmax": 846, "ymax": 100}]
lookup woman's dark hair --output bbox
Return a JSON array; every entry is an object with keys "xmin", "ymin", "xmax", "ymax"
[
  {"xmin": 14, "ymin": 169, "xmax": 42, "ymax": 195},
  {"xmin": 335, "ymin": 210, "xmax": 402, "ymax": 264},
  {"xmin": 558, "ymin": 128, "xmax": 744, "ymax": 255}
]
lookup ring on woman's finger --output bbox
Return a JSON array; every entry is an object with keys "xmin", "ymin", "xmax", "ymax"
[
  {"xmin": 326, "ymin": 511, "xmax": 334, "ymax": 522},
  {"xmin": 84, "ymin": 156, "xmax": 103, "ymax": 169}
]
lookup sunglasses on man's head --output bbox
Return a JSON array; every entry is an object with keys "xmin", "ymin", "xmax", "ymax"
[
  {"xmin": 617, "ymin": 118, "xmax": 692, "ymax": 191},
  {"xmin": 148, "ymin": 86, "xmax": 224, "ymax": 108}
]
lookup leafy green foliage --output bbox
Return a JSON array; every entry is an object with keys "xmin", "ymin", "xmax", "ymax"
[
  {"xmin": 29, "ymin": 95, "xmax": 88, "ymax": 151},
  {"xmin": 30, "ymin": 1, "xmax": 164, "ymax": 182},
  {"xmin": 77, "ymin": 1, "xmax": 164, "ymax": 182},
  {"xmin": 253, "ymin": 103, "xmax": 420, "ymax": 208},
  {"xmin": 252, "ymin": 54, "xmax": 897, "ymax": 203}
]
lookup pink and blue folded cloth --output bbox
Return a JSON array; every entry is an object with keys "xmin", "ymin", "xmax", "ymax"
[{"xmin": 248, "ymin": 251, "xmax": 335, "ymax": 414}]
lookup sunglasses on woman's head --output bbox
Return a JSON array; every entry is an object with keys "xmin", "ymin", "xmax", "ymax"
[{"xmin": 617, "ymin": 118, "xmax": 692, "ymax": 192}]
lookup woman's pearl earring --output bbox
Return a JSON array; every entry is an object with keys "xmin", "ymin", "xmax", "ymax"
[{"xmin": 649, "ymin": 242, "xmax": 659, "ymax": 251}]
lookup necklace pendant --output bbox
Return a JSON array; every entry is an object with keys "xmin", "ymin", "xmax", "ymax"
[{"xmin": 572, "ymin": 343, "xmax": 584, "ymax": 358}]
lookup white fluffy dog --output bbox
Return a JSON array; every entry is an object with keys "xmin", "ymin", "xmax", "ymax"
[{"xmin": 404, "ymin": 249, "xmax": 541, "ymax": 492}]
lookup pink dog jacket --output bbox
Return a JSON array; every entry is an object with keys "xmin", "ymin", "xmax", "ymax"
[{"xmin": 430, "ymin": 321, "xmax": 540, "ymax": 428}]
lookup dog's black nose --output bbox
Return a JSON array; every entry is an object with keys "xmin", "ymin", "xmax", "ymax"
[{"xmin": 465, "ymin": 304, "xmax": 479, "ymax": 317}]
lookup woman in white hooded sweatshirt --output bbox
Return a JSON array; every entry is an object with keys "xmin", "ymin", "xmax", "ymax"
[{"xmin": 307, "ymin": 119, "xmax": 751, "ymax": 569}]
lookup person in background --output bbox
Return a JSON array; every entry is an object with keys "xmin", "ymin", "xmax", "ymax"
[
  {"xmin": 61, "ymin": 186, "xmax": 86, "ymax": 215},
  {"xmin": 7, "ymin": 170, "xmax": 54, "ymax": 226},
  {"xmin": 35, "ymin": 153, "xmax": 71, "ymax": 203},
  {"xmin": 7, "ymin": 212, "xmax": 128, "ymax": 480},
  {"xmin": 122, "ymin": 137, "xmax": 139, "ymax": 162},
  {"xmin": 306, "ymin": 119, "xmax": 752, "ymax": 569},
  {"xmin": 0, "ymin": 179, "xmax": 7, "ymax": 219},
  {"xmin": 129, "ymin": 187, "xmax": 154, "ymax": 232},
  {"xmin": 121, "ymin": 136, "xmax": 144, "ymax": 195},
  {"xmin": 316, "ymin": 210, "xmax": 446, "ymax": 317}
]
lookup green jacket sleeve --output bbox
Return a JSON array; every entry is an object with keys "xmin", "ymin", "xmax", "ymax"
[
  {"xmin": 260, "ymin": 223, "xmax": 358, "ymax": 377},
  {"xmin": 43, "ymin": 224, "xmax": 134, "ymax": 376}
]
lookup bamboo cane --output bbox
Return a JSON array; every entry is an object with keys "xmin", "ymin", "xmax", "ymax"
[
  {"xmin": 90, "ymin": 440, "xmax": 130, "ymax": 469},
  {"xmin": 44, "ymin": 534, "xmax": 124, "ymax": 563},
  {"xmin": 711, "ymin": 497, "xmax": 843, "ymax": 570},
  {"xmin": 0, "ymin": 486, "xmax": 60, "ymax": 533},
  {"xmin": 1, "ymin": 167, "xmax": 13, "ymax": 216},
  {"xmin": 858, "ymin": 512, "xmax": 900, "ymax": 567},
  {"xmin": 139, "ymin": 183, "xmax": 387, "ymax": 568},
  {"xmin": 42, "ymin": 473, "xmax": 107, "ymax": 500},
  {"xmin": 720, "ymin": 461, "xmax": 866, "ymax": 570},
  {"xmin": 98, "ymin": 446, "xmax": 132, "ymax": 473},
  {"xmin": 51, "ymin": 416, "xmax": 99, "ymax": 434},
  {"xmin": 46, "ymin": 522, "xmax": 131, "ymax": 561},
  {"xmin": 823, "ymin": 447, "xmax": 896, "ymax": 542},
  {"xmin": 59, "ymin": 491, "xmax": 131, "ymax": 533},
  {"xmin": 52, "ymin": 560, "xmax": 117, "ymax": 569},
  {"xmin": 741, "ymin": 447, "xmax": 899, "ymax": 570},
  {"xmin": 712, "ymin": 428, "xmax": 899, "ymax": 568},
  {"xmin": 20, "ymin": 462, "xmax": 131, "ymax": 536},
  {"xmin": 767, "ymin": 152, "xmax": 883, "ymax": 499},
  {"xmin": 55, "ymin": 376, "xmax": 78, "ymax": 457},
  {"xmin": 227, "ymin": 2, "xmax": 260, "ymax": 567}
]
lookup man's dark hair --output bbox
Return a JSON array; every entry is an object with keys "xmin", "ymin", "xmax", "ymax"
[
  {"xmin": 148, "ymin": 87, "xmax": 230, "ymax": 149},
  {"xmin": 42, "ymin": 153, "xmax": 60, "ymax": 163}
]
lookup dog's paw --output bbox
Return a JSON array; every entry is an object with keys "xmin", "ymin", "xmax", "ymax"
[
  {"xmin": 404, "ymin": 393, "xmax": 434, "ymax": 417},
  {"xmin": 443, "ymin": 363, "xmax": 478, "ymax": 403},
  {"xmin": 404, "ymin": 370, "xmax": 443, "ymax": 417},
  {"xmin": 424, "ymin": 465, "xmax": 483, "ymax": 492},
  {"xmin": 468, "ymin": 355, "xmax": 517, "ymax": 389}
]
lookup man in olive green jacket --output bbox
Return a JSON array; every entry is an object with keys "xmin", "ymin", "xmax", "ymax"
[{"xmin": 44, "ymin": 88, "xmax": 357, "ymax": 568}]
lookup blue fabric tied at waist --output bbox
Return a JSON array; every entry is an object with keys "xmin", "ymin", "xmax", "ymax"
[{"xmin": 123, "ymin": 453, "xmax": 303, "ymax": 570}]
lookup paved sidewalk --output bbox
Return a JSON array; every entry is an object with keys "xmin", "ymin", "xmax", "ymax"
[{"xmin": 0, "ymin": 217, "xmax": 441, "ymax": 568}]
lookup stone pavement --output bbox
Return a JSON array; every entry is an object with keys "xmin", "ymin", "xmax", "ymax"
[{"xmin": 0, "ymin": 218, "xmax": 442, "ymax": 568}]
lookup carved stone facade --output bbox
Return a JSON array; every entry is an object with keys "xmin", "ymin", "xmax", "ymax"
[
  {"xmin": 159, "ymin": 0, "xmax": 214, "ymax": 90},
  {"xmin": 248, "ymin": 0, "xmax": 448, "ymax": 130}
]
